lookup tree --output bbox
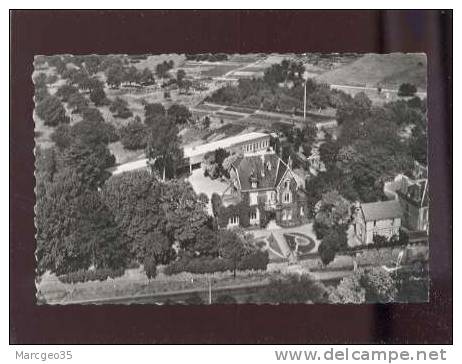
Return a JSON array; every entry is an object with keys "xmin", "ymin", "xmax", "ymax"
[
  {"xmin": 328, "ymin": 274, "xmax": 366, "ymax": 304},
  {"xmin": 80, "ymin": 76, "xmax": 104, "ymax": 93},
  {"xmin": 146, "ymin": 116, "xmax": 184, "ymax": 180},
  {"xmin": 319, "ymin": 140, "xmax": 340, "ymax": 168},
  {"xmin": 211, "ymin": 193, "xmax": 223, "ymax": 217},
  {"xmin": 218, "ymin": 230, "xmax": 247, "ymax": 278},
  {"xmin": 106, "ymin": 63, "xmax": 125, "ymax": 88},
  {"xmin": 144, "ymin": 259, "xmax": 157, "ymax": 279},
  {"xmin": 176, "ymin": 69, "xmax": 186, "ymax": 85},
  {"xmin": 360, "ymin": 267, "xmax": 397, "ymax": 303},
  {"xmin": 81, "ymin": 107, "xmax": 104, "ymax": 122},
  {"xmin": 120, "ymin": 117, "xmax": 148, "ymax": 150},
  {"xmin": 33, "ymin": 72, "xmax": 48, "ymax": 89},
  {"xmin": 55, "ymin": 84, "xmax": 79, "ymax": 102},
  {"xmin": 139, "ymin": 68, "xmax": 155, "ymax": 85},
  {"xmin": 398, "ymin": 83, "xmax": 417, "ymax": 97},
  {"xmin": 144, "ymin": 102, "xmax": 165, "ymax": 119},
  {"xmin": 36, "ymin": 168, "xmax": 128, "ymax": 275},
  {"xmin": 82, "ymin": 54, "xmax": 102, "ymax": 75},
  {"xmin": 62, "ymin": 141, "xmax": 115, "ymax": 189},
  {"xmin": 70, "ymin": 118, "xmax": 113, "ymax": 147},
  {"xmin": 261, "ymin": 274, "xmax": 328, "ymax": 303},
  {"xmin": 36, "ymin": 168, "xmax": 89, "ymax": 275},
  {"xmin": 102, "ymin": 171, "xmax": 174, "ymax": 265},
  {"xmin": 318, "ymin": 227, "xmax": 347, "ymax": 266},
  {"xmin": 71, "ymin": 191, "xmax": 130, "ymax": 270},
  {"xmin": 35, "ymin": 95, "xmax": 69, "ymax": 126},
  {"xmin": 67, "ymin": 92, "xmax": 89, "ymax": 114},
  {"xmin": 314, "ymin": 190, "xmax": 351, "ymax": 235},
  {"xmin": 161, "ymin": 180, "xmax": 210, "ymax": 250},
  {"xmin": 409, "ymin": 118, "xmax": 427, "ymax": 165},
  {"xmin": 109, "ymin": 97, "xmax": 132, "ymax": 118},
  {"xmin": 89, "ymin": 86, "xmax": 108, "ymax": 106},
  {"xmin": 51, "ymin": 124, "xmax": 72, "ymax": 150},
  {"xmin": 192, "ymin": 225, "xmax": 218, "ymax": 257},
  {"xmin": 167, "ymin": 103, "xmax": 191, "ymax": 124},
  {"xmin": 318, "ymin": 237, "xmax": 337, "ymax": 266},
  {"xmin": 124, "ymin": 65, "xmax": 140, "ymax": 85},
  {"xmin": 155, "ymin": 60, "xmax": 173, "ymax": 79}
]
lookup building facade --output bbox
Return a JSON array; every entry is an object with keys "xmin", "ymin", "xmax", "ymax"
[
  {"xmin": 354, "ymin": 200, "xmax": 402, "ymax": 245},
  {"xmin": 222, "ymin": 150, "xmax": 307, "ymax": 228}
]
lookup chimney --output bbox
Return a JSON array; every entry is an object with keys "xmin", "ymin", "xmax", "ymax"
[{"xmin": 287, "ymin": 155, "xmax": 293, "ymax": 169}]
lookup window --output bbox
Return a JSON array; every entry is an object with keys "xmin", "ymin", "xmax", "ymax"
[
  {"xmin": 250, "ymin": 192, "xmax": 258, "ymax": 205},
  {"xmin": 287, "ymin": 210, "xmax": 292, "ymax": 220},
  {"xmin": 300, "ymin": 206, "xmax": 304, "ymax": 216},
  {"xmin": 271, "ymin": 191, "xmax": 276, "ymax": 202},
  {"xmin": 283, "ymin": 192, "xmax": 291, "ymax": 203},
  {"xmin": 250, "ymin": 211, "xmax": 257, "ymax": 220},
  {"xmin": 229, "ymin": 216, "xmax": 239, "ymax": 225},
  {"xmin": 282, "ymin": 210, "xmax": 287, "ymax": 221},
  {"xmin": 284, "ymin": 180, "xmax": 290, "ymax": 189}
]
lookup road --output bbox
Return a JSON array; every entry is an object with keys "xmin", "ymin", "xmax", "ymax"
[{"xmin": 330, "ymin": 84, "xmax": 427, "ymax": 98}]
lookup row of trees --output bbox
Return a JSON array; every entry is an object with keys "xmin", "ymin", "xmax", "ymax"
[
  {"xmin": 106, "ymin": 63, "xmax": 155, "ymax": 88},
  {"xmin": 206, "ymin": 60, "xmax": 346, "ymax": 113},
  {"xmin": 305, "ymin": 92, "xmax": 427, "ymax": 211}
]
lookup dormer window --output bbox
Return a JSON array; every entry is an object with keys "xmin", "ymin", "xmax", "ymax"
[{"xmin": 252, "ymin": 181, "xmax": 258, "ymax": 188}]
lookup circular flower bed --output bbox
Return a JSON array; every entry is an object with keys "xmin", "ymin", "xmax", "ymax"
[{"xmin": 284, "ymin": 232, "xmax": 316, "ymax": 256}]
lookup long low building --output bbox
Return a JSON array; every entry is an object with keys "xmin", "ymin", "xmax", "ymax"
[{"xmin": 108, "ymin": 132, "xmax": 271, "ymax": 175}]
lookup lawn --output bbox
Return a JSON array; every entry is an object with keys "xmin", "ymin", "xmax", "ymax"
[
  {"xmin": 224, "ymin": 106, "xmax": 256, "ymax": 114},
  {"xmin": 214, "ymin": 111, "xmax": 245, "ymax": 120},
  {"xmin": 108, "ymin": 141, "xmax": 145, "ymax": 165},
  {"xmin": 201, "ymin": 64, "xmax": 242, "ymax": 77}
]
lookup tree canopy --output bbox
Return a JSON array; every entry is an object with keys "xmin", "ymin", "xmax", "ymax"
[{"xmin": 146, "ymin": 116, "xmax": 184, "ymax": 180}]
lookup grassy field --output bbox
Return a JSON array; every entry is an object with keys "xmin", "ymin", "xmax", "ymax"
[
  {"xmin": 201, "ymin": 64, "xmax": 243, "ymax": 77},
  {"xmin": 315, "ymin": 53, "xmax": 427, "ymax": 90}
]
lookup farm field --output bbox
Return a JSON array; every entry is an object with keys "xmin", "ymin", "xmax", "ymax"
[{"xmin": 315, "ymin": 53, "xmax": 427, "ymax": 90}]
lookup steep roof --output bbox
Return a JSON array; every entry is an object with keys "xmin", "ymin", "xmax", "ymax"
[
  {"xmin": 361, "ymin": 200, "xmax": 402, "ymax": 222},
  {"xmin": 232, "ymin": 152, "xmax": 288, "ymax": 191}
]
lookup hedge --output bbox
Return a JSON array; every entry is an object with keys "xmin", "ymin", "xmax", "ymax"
[
  {"xmin": 58, "ymin": 268, "xmax": 125, "ymax": 284},
  {"xmin": 164, "ymin": 257, "xmax": 230, "ymax": 275},
  {"xmin": 164, "ymin": 251, "xmax": 269, "ymax": 276},
  {"xmin": 237, "ymin": 251, "xmax": 269, "ymax": 271}
]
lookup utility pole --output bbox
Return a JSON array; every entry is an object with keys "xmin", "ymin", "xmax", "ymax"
[{"xmin": 303, "ymin": 79, "xmax": 307, "ymax": 120}]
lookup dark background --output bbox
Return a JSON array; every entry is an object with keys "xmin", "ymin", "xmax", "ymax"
[{"xmin": 10, "ymin": 10, "xmax": 452, "ymax": 344}]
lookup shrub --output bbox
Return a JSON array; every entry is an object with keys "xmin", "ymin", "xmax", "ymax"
[
  {"xmin": 164, "ymin": 257, "xmax": 230, "ymax": 275},
  {"xmin": 89, "ymin": 86, "xmax": 109, "ymax": 106},
  {"xmin": 144, "ymin": 259, "xmax": 157, "ymax": 279},
  {"xmin": 398, "ymin": 83, "xmax": 417, "ymax": 97},
  {"xmin": 120, "ymin": 118, "xmax": 148, "ymax": 150},
  {"xmin": 184, "ymin": 292, "xmax": 204, "ymax": 305},
  {"xmin": 214, "ymin": 294, "xmax": 237, "ymax": 304},
  {"xmin": 58, "ymin": 268, "xmax": 125, "ymax": 284},
  {"xmin": 237, "ymin": 250, "xmax": 269, "ymax": 271},
  {"xmin": 35, "ymin": 95, "xmax": 69, "ymax": 126},
  {"xmin": 284, "ymin": 234, "xmax": 297, "ymax": 251}
]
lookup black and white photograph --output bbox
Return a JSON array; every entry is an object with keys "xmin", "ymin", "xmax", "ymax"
[{"xmin": 33, "ymin": 52, "xmax": 430, "ymax": 305}]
